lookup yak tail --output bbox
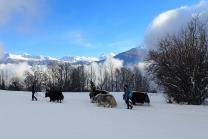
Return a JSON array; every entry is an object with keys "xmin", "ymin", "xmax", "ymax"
[
  {"xmin": 110, "ymin": 96, "xmax": 117, "ymax": 107},
  {"xmin": 145, "ymin": 95, "xmax": 150, "ymax": 103}
]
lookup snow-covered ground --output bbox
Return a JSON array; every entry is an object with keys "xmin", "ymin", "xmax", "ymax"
[{"xmin": 0, "ymin": 90, "xmax": 207, "ymax": 139}]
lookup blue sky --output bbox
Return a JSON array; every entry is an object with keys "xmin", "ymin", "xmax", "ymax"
[{"xmin": 0, "ymin": 0, "xmax": 200, "ymax": 58}]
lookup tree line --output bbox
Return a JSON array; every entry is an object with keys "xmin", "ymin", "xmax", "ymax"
[{"xmin": 0, "ymin": 61, "xmax": 149, "ymax": 92}]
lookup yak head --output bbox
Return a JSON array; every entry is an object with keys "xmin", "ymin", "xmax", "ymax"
[
  {"xmin": 89, "ymin": 92, "xmax": 95, "ymax": 99},
  {"xmin": 45, "ymin": 92, "xmax": 50, "ymax": 98}
]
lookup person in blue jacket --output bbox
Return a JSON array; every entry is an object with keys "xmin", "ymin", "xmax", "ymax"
[{"xmin": 123, "ymin": 84, "xmax": 133, "ymax": 109}]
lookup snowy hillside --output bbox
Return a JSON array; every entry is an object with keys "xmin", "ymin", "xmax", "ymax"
[{"xmin": 0, "ymin": 90, "xmax": 207, "ymax": 139}]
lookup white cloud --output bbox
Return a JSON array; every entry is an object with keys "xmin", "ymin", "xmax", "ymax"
[
  {"xmin": 0, "ymin": 63, "xmax": 31, "ymax": 84},
  {"xmin": 0, "ymin": 0, "xmax": 46, "ymax": 25},
  {"xmin": 144, "ymin": 1, "xmax": 208, "ymax": 49},
  {"xmin": 103, "ymin": 55, "xmax": 123, "ymax": 73},
  {"xmin": 137, "ymin": 62, "xmax": 147, "ymax": 75},
  {"xmin": 84, "ymin": 55, "xmax": 123, "ymax": 86},
  {"xmin": 99, "ymin": 52, "xmax": 115, "ymax": 60}
]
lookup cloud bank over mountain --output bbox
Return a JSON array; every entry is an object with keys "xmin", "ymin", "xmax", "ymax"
[{"xmin": 144, "ymin": 1, "xmax": 208, "ymax": 49}]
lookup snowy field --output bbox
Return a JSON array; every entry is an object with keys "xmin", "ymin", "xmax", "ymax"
[{"xmin": 0, "ymin": 90, "xmax": 207, "ymax": 139}]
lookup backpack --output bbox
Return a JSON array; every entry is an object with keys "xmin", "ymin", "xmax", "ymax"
[{"xmin": 128, "ymin": 88, "xmax": 133, "ymax": 98}]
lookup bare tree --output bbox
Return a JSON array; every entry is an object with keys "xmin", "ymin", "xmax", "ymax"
[
  {"xmin": 24, "ymin": 66, "xmax": 47, "ymax": 91},
  {"xmin": 133, "ymin": 67, "xmax": 149, "ymax": 92},
  {"xmin": 70, "ymin": 66, "xmax": 86, "ymax": 92},
  {"xmin": 148, "ymin": 17, "xmax": 208, "ymax": 105}
]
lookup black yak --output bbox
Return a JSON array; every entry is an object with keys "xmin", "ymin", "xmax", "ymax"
[
  {"xmin": 45, "ymin": 89, "xmax": 64, "ymax": 103},
  {"xmin": 130, "ymin": 91, "xmax": 150, "ymax": 105}
]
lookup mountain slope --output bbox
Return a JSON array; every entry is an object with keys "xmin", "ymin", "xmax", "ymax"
[{"xmin": 114, "ymin": 47, "xmax": 148, "ymax": 66}]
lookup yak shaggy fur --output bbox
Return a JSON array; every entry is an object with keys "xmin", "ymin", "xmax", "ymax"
[{"xmin": 94, "ymin": 94, "xmax": 117, "ymax": 108}]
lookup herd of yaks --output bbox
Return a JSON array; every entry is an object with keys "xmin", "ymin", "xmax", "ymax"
[
  {"xmin": 44, "ymin": 88, "xmax": 150, "ymax": 108},
  {"xmin": 89, "ymin": 90, "xmax": 150, "ymax": 108}
]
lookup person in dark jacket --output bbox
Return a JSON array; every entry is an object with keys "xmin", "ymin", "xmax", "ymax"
[
  {"xmin": 32, "ymin": 84, "xmax": 37, "ymax": 101},
  {"xmin": 123, "ymin": 84, "xmax": 133, "ymax": 109},
  {"xmin": 90, "ymin": 81, "xmax": 96, "ymax": 92}
]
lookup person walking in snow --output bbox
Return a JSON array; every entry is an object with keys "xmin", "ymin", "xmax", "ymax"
[
  {"xmin": 32, "ymin": 84, "xmax": 37, "ymax": 101},
  {"xmin": 123, "ymin": 84, "xmax": 133, "ymax": 109}
]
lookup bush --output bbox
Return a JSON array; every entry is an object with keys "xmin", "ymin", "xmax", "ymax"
[{"xmin": 8, "ymin": 77, "xmax": 23, "ymax": 91}]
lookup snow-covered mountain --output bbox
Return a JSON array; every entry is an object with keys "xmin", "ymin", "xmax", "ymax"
[
  {"xmin": 0, "ymin": 47, "xmax": 147, "ymax": 66},
  {"xmin": 97, "ymin": 47, "xmax": 148, "ymax": 65},
  {"xmin": 0, "ymin": 53, "xmax": 99, "ymax": 65},
  {"xmin": 60, "ymin": 56, "xmax": 99, "ymax": 65},
  {"xmin": 0, "ymin": 53, "xmax": 59, "ymax": 65}
]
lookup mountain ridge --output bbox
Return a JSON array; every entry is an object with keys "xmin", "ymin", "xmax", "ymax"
[{"xmin": 0, "ymin": 47, "xmax": 147, "ymax": 66}]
